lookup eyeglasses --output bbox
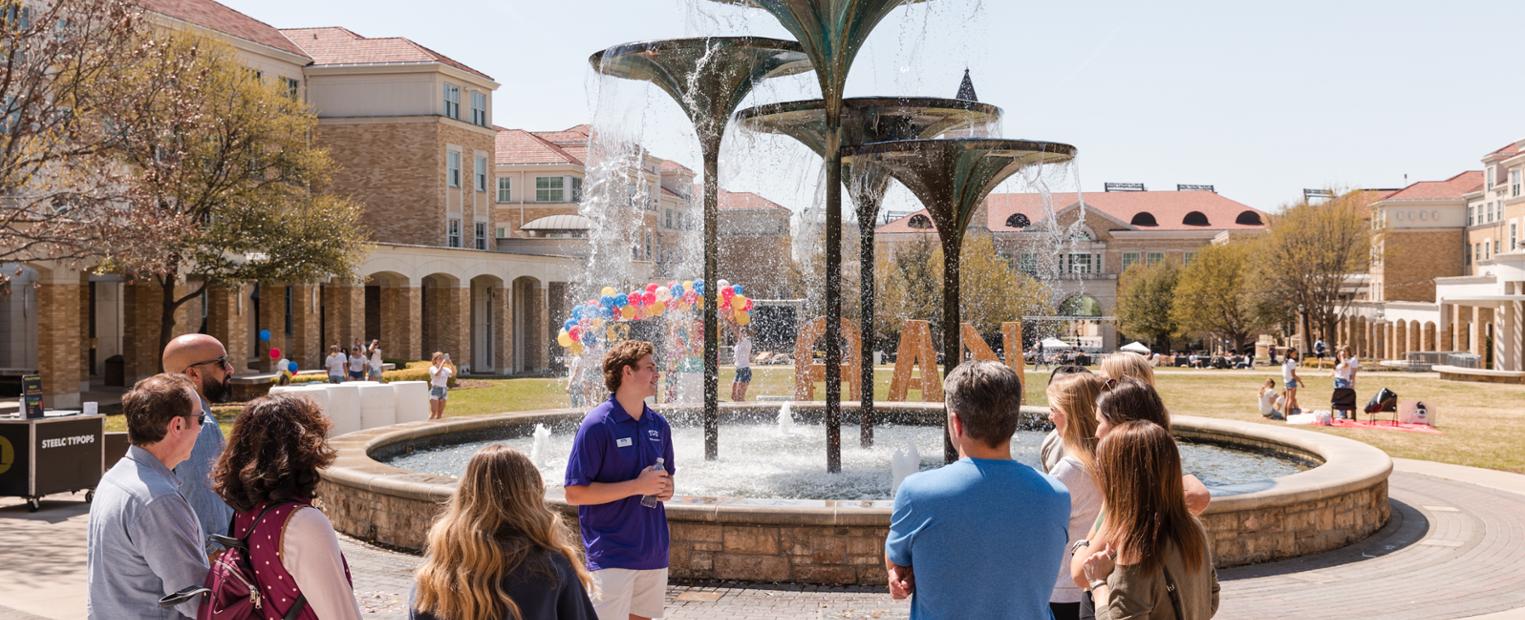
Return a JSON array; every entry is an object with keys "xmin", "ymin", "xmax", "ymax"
[
  {"xmin": 184, "ymin": 412, "xmax": 204, "ymax": 427},
  {"xmin": 1047, "ymin": 364, "xmax": 1090, "ymax": 386},
  {"xmin": 183, "ymin": 355, "xmax": 231, "ymax": 373}
]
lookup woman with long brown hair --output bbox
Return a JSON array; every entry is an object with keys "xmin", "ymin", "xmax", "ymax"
[
  {"xmin": 1078, "ymin": 421, "xmax": 1219, "ymax": 619},
  {"xmin": 212, "ymin": 394, "xmax": 360, "ymax": 619},
  {"xmin": 411, "ymin": 444, "xmax": 596, "ymax": 620},
  {"xmin": 1044, "ymin": 371, "xmax": 1107, "ymax": 620}
]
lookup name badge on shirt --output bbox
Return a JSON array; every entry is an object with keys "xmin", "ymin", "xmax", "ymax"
[
  {"xmin": 616, "ymin": 437, "xmax": 633, "ymax": 448},
  {"xmin": 648, "ymin": 429, "xmax": 661, "ymax": 442}
]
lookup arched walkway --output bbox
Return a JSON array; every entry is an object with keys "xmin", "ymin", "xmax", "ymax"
[
  {"xmin": 470, "ymin": 275, "xmax": 507, "ymax": 373},
  {"xmin": 511, "ymin": 276, "xmax": 545, "ymax": 374},
  {"xmin": 1394, "ymin": 319, "xmax": 1408, "ymax": 359},
  {"xmin": 365, "ymin": 271, "xmax": 420, "ymax": 362},
  {"xmin": 421, "ymin": 273, "xmax": 466, "ymax": 365}
]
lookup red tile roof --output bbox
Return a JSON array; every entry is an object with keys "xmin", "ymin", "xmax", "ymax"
[
  {"xmin": 279, "ymin": 27, "xmax": 492, "ymax": 81},
  {"xmin": 139, "ymin": 0, "xmax": 309, "ymax": 58},
  {"xmin": 877, "ymin": 190, "xmax": 1267, "ymax": 234},
  {"xmin": 494, "ymin": 128, "xmax": 581, "ymax": 166},
  {"xmin": 1486, "ymin": 139, "xmax": 1523, "ymax": 159},
  {"xmin": 658, "ymin": 158, "xmax": 695, "ymax": 176},
  {"xmin": 1381, "ymin": 171, "xmax": 1484, "ymax": 202},
  {"xmin": 719, "ymin": 190, "xmax": 788, "ymax": 211}
]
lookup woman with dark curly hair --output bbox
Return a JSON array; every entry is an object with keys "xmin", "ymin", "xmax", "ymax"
[{"xmin": 212, "ymin": 394, "xmax": 360, "ymax": 620}]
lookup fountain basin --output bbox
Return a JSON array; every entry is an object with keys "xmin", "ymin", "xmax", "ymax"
[{"xmin": 318, "ymin": 404, "xmax": 1391, "ymax": 585}]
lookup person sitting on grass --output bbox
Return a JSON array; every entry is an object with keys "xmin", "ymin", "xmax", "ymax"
[{"xmin": 1258, "ymin": 378, "xmax": 1285, "ymax": 420}]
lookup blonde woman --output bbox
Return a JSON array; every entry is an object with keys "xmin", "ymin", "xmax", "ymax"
[
  {"xmin": 1076, "ymin": 421, "xmax": 1220, "ymax": 619},
  {"xmin": 428, "ymin": 352, "xmax": 455, "ymax": 420},
  {"xmin": 1100, "ymin": 353, "xmax": 1155, "ymax": 387},
  {"xmin": 1044, "ymin": 372, "xmax": 1108, "ymax": 620},
  {"xmin": 411, "ymin": 445, "xmax": 597, "ymax": 620}
]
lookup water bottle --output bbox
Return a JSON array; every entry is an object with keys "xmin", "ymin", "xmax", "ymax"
[{"xmin": 640, "ymin": 457, "xmax": 666, "ymax": 508}]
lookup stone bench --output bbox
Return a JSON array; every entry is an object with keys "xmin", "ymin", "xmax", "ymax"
[{"xmin": 1434, "ymin": 364, "xmax": 1525, "ymax": 384}]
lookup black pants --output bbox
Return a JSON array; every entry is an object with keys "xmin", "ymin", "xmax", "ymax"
[{"xmin": 1050, "ymin": 601, "xmax": 1080, "ymax": 620}]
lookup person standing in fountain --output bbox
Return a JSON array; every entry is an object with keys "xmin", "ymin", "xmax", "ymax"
[
  {"xmin": 731, "ymin": 328, "xmax": 753, "ymax": 402},
  {"xmin": 884, "ymin": 361, "xmax": 1070, "ymax": 619},
  {"xmin": 564, "ymin": 340, "xmax": 675, "ymax": 620}
]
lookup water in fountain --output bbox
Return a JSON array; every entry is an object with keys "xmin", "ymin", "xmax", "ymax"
[
  {"xmin": 776, "ymin": 401, "xmax": 796, "ymax": 433},
  {"xmin": 889, "ymin": 442, "xmax": 920, "ymax": 496},
  {"xmin": 529, "ymin": 423, "xmax": 553, "ymax": 465}
]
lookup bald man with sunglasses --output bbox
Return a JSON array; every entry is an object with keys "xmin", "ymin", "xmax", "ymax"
[{"xmin": 161, "ymin": 334, "xmax": 236, "ymax": 551}]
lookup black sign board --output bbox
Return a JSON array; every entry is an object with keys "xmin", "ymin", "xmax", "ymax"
[
  {"xmin": 21, "ymin": 375, "xmax": 43, "ymax": 419},
  {"xmin": 33, "ymin": 418, "xmax": 102, "ymax": 495},
  {"xmin": 1177, "ymin": 184, "xmax": 1215, "ymax": 192},
  {"xmin": 1104, "ymin": 182, "xmax": 1146, "ymax": 192},
  {"xmin": 0, "ymin": 423, "xmax": 25, "ymax": 496}
]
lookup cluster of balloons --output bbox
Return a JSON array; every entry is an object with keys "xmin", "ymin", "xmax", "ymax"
[{"xmin": 555, "ymin": 279, "xmax": 755, "ymax": 353}]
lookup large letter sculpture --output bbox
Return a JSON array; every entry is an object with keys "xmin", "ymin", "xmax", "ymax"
[{"xmin": 793, "ymin": 317, "xmax": 863, "ymax": 401}]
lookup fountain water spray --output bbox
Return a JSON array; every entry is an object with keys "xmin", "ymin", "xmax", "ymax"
[
  {"xmin": 530, "ymin": 423, "xmax": 553, "ymax": 465},
  {"xmin": 889, "ymin": 442, "xmax": 920, "ymax": 496}
]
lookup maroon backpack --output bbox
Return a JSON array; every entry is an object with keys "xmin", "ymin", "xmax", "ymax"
[{"xmin": 160, "ymin": 502, "xmax": 308, "ymax": 619}]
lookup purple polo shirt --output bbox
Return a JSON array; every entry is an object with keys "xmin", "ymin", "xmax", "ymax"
[{"xmin": 564, "ymin": 396, "xmax": 676, "ymax": 571}]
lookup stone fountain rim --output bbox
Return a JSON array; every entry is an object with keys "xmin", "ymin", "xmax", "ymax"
[{"xmin": 321, "ymin": 404, "xmax": 1391, "ymax": 528}]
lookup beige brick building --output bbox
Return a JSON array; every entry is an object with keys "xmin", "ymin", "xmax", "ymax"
[
  {"xmin": 1, "ymin": 0, "xmax": 592, "ymax": 408},
  {"xmin": 876, "ymin": 189, "xmax": 1269, "ymax": 350}
]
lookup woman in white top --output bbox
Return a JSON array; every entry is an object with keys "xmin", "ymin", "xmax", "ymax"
[
  {"xmin": 212, "ymin": 394, "xmax": 361, "ymax": 620},
  {"xmin": 428, "ymin": 351, "xmax": 455, "ymax": 420},
  {"xmin": 1045, "ymin": 371, "xmax": 1108, "ymax": 620},
  {"xmin": 346, "ymin": 346, "xmax": 367, "ymax": 381},
  {"xmin": 1257, "ymin": 378, "xmax": 1284, "ymax": 420},
  {"xmin": 1282, "ymin": 350, "xmax": 1301, "ymax": 418},
  {"xmin": 731, "ymin": 330, "xmax": 753, "ymax": 402},
  {"xmin": 366, "ymin": 340, "xmax": 384, "ymax": 382},
  {"xmin": 325, "ymin": 345, "xmax": 347, "ymax": 384}
]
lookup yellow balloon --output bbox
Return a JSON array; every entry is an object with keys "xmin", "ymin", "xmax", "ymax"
[
  {"xmin": 651, "ymin": 301, "xmax": 666, "ymax": 316},
  {"xmin": 600, "ymin": 286, "xmax": 616, "ymax": 297},
  {"xmin": 732, "ymin": 294, "xmax": 747, "ymax": 308},
  {"xmin": 622, "ymin": 306, "xmax": 637, "ymax": 320},
  {"xmin": 571, "ymin": 342, "xmax": 584, "ymax": 355},
  {"xmin": 557, "ymin": 331, "xmax": 572, "ymax": 347},
  {"xmin": 735, "ymin": 311, "xmax": 751, "ymax": 326}
]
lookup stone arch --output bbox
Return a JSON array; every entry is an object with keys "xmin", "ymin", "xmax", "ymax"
[
  {"xmin": 1423, "ymin": 321, "xmax": 1437, "ymax": 352},
  {"xmin": 363, "ymin": 271, "xmax": 418, "ymax": 362},
  {"xmin": 470, "ymin": 274, "xmax": 508, "ymax": 374},
  {"xmin": 1407, "ymin": 320, "xmax": 1421, "ymax": 356},
  {"xmin": 1393, "ymin": 319, "xmax": 1408, "ymax": 359},
  {"xmin": 421, "ymin": 273, "xmax": 465, "ymax": 366},
  {"xmin": 511, "ymin": 276, "xmax": 545, "ymax": 373}
]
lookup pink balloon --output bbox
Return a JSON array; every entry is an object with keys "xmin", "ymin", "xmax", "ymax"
[
  {"xmin": 642, "ymin": 291, "xmax": 656, "ymax": 306},
  {"xmin": 269, "ymin": 348, "xmax": 282, "ymax": 360}
]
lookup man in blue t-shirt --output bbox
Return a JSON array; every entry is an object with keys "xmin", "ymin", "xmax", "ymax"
[
  {"xmin": 565, "ymin": 340, "xmax": 675, "ymax": 620},
  {"xmin": 885, "ymin": 360, "xmax": 1071, "ymax": 619}
]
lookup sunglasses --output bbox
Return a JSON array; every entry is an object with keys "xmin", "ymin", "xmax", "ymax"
[
  {"xmin": 183, "ymin": 355, "xmax": 231, "ymax": 373},
  {"xmin": 1047, "ymin": 364, "xmax": 1091, "ymax": 386}
]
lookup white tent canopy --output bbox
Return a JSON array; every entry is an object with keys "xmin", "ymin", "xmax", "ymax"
[
  {"xmin": 1120, "ymin": 341, "xmax": 1151, "ymax": 354},
  {"xmin": 1039, "ymin": 337, "xmax": 1072, "ymax": 350}
]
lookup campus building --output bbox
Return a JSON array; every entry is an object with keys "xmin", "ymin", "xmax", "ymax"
[
  {"xmin": 1342, "ymin": 138, "xmax": 1525, "ymax": 375},
  {"xmin": 0, "ymin": 0, "xmax": 594, "ymax": 409},
  {"xmin": 875, "ymin": 188, "xmax": 1270, "ymax": 350}
]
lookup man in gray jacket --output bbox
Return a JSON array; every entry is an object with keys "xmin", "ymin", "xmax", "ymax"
[{"xmin": 86, "ymin": 374, "xmax": 211, "ymax": 618}]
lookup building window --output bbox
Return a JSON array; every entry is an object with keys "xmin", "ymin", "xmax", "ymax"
[
  {"xmin": 475, "ymin": 222, "xmax": 487, "ymax": 250},
  {"xmin": 1512, "ymin": 223, "xmax": 1518, "ymax": 251},
  {"xmin": 475, "ymin": 155, "xmax": 487, "ymax": 192},
  {"xmin": 283, "ymin": 286, "xmax": 293, "ymax": 336},
  {"xmin": 447, "ymin": 218, "xmax": 462, "ymax": 247},
  {"xmin": 281, "ymin": 77, "xmax": 300, "ymax": 100},
  {"xmin": 443, "ymin": 84, "xmax": 460, "ymax": 119},
  {"xmin": 1069, "ymin": 253, "xmax": 1092, "ymax": 275},
  {"xmin": 1017, "ymin": 253, "xmax": 1037, "ymax": 275},
  {"xmin": 1468, "ymin": 205, "xmax": 1475, "ymax": 226},
  {"xmin": 1184, "ymin": 251, "xmax": 1197, "ymax": 265},
  {"xmin": 536, "ymin": 176, "xmax": 565, "ymax": 202},
  {"xmin": 1146, "ymin": 252, "xmax": 1163, "ymax": 266},
  {"xmin": 447, "ymin": 150, "xmax": 461, "ymax": 188},
  {"xmin": 497, "ymin": 177, "xmax": 511, "ymax": 203},
  {"xmin": 1121, "ymin": 252, "xmax": 1139, "ymax": 270},
  {"xmin": 1495, "ymin": 240, "xmax": 1502, "ymax": 256},
  {"xmin": 664, "ymin": 210, "xmax": 672, "ymax": 228},
  {"xmin": 571, "ymin": 177, "xmax": 583, "ymax": 202},
  {"xmin": 1513, "ymin": 169, "xmax": 1521, "ymax": 197},
  {"xmin": 496, "ymin": 226, "xmax": 507, "ymax": 238},
  {"xmin": 470, "ymin": 91, "xmax": 487, "ymax": 126}
]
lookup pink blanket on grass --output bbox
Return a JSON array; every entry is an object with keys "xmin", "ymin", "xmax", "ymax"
[{"xmin": 1329, "ymin": 418, "xmax": 1442, "ymax": 434}]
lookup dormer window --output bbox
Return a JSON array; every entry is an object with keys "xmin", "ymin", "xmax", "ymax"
[
  {"xmin": 1182, "ymin": 211, "xmax": 1210, "ymax": 226},
  {"xmin": 908, "ymin": 214, "xmax": 933, "ymax": 229},
  {"xmin": 1234, "ymin": 210, "xmax": 1263, "ymax": 226},
  {"xmin": 1130, "ymin": 212, "xmax": 1158, "ymax": 227},
  {"xmin": 1005, "ymin": 213, "xmax": 1031, "ymax": 229}
]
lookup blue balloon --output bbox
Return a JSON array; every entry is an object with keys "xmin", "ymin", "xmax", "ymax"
[
  {"xmin": 601, "ymin": 307, "xmax": 614, "ymax": 319},
  {"xmin": 563, "ymin": 318, "xmax": 577, "ymax": 331},
  {"xmin": 732, "ymin": 284, "xmax": 744, "ymax": 296},
  {"xmin": 671, "ymin": 284, "xmax": 684, "ymax": 298},
  {"xmin": 601, "ymin": 295, "xmax": 615, "ymax": 308},
  {"xmin": 614, "ymin": 295, "xmax": 627, "ymax": 307},
  {"xmin": 258, "ymin": 328, "xmax": 271, "ymax": 341},
  {"xmin": 570, "ymin": 307, "xmax": 583, "ymax": 320},
  {"xmin": 287, "ymin": 360, "xmax": 299, "ymax": 373}
]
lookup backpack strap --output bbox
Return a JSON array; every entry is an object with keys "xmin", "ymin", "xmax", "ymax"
[{"xmin": 1161, "ymin": 565, "xmax": 1185, "ymax": 620}]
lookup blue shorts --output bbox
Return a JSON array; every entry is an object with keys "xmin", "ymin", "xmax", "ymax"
[
  {"xmin": 430, "ymin": 386, "xmax": 448, "ymax": 401},
  {"xmin": 1286, "ymin": 379, "xmax": 1299, "ymax": 390},
  {"xmin": 348, "ymin": 370, "xmax": 365, "ymax": 380},
  {"xmin": 735, "ymin": 367, "xmax": 752, "ymax": 383}
]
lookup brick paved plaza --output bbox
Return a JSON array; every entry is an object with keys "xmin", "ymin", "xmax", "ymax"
[{"xmin": 4, "ymin": 459, "xmax": 1524, "ymax": 619}]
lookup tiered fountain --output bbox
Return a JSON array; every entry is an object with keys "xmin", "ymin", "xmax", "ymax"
[{"xmin": 314, "ymin": 0, "xmax": 1394, "ymax": 587}]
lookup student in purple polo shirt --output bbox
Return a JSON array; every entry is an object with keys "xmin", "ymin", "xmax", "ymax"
[{"xmin": 565, "ymin": 340, "xmax": 676, "ymax": 620}]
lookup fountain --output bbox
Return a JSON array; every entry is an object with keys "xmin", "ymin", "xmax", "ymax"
[
  {"xmin": 311, "ymin": 0, "xmax": 1395, "ymax": 587},
  {"xmin": 590, "ymin": 37, "xmax": 810, "ymax": 461},
  {"xmin": 735, "ymin": 96, "xmax": 1002, "ymax": 447}
]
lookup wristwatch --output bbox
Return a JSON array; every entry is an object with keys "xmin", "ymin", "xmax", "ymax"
[{"xmin": 1089, "ymin": 579, "xmax": 1107, "ymax": 591}]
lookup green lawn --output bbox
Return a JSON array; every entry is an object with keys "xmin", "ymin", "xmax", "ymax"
[{"xmin": 105, "ymin": 365, "xmax": 1525, "ymax": 473}]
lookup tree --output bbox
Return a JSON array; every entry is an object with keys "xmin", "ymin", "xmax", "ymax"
[
  {"xmin": 0, "ymin": 0, "xmax": 144, "ymax": 270},
  {"xmin": 106, "ymin": 32, "xmax": 367, "ymax": 349},
  {"xmin": 1172, "ymin": 242, "xmax": 1262, "ymax": 352},
  {"xmin": 875, "ymin": 234, "xmax": 939, "ymax": 346},
  {"xmin": 1116, "ymin": 260, "xmax": 1179, "ymax": 351},
  {"xmin": 1255, "ymin": 191, "xmax": 1369, "ymax": 352},
  {"xmin": 931, "ymin": 235, "xmax": 1051, "ymax": 336}
]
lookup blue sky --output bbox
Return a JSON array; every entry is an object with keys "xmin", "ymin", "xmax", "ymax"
[{"xmin": 225, "ymin": 0, "xmax": 1525, "ymax": 213}]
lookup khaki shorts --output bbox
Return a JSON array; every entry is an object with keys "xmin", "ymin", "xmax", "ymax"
[{"xmin": 590, "ymin": 567, "xmax": 667, "ymax": 619}]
